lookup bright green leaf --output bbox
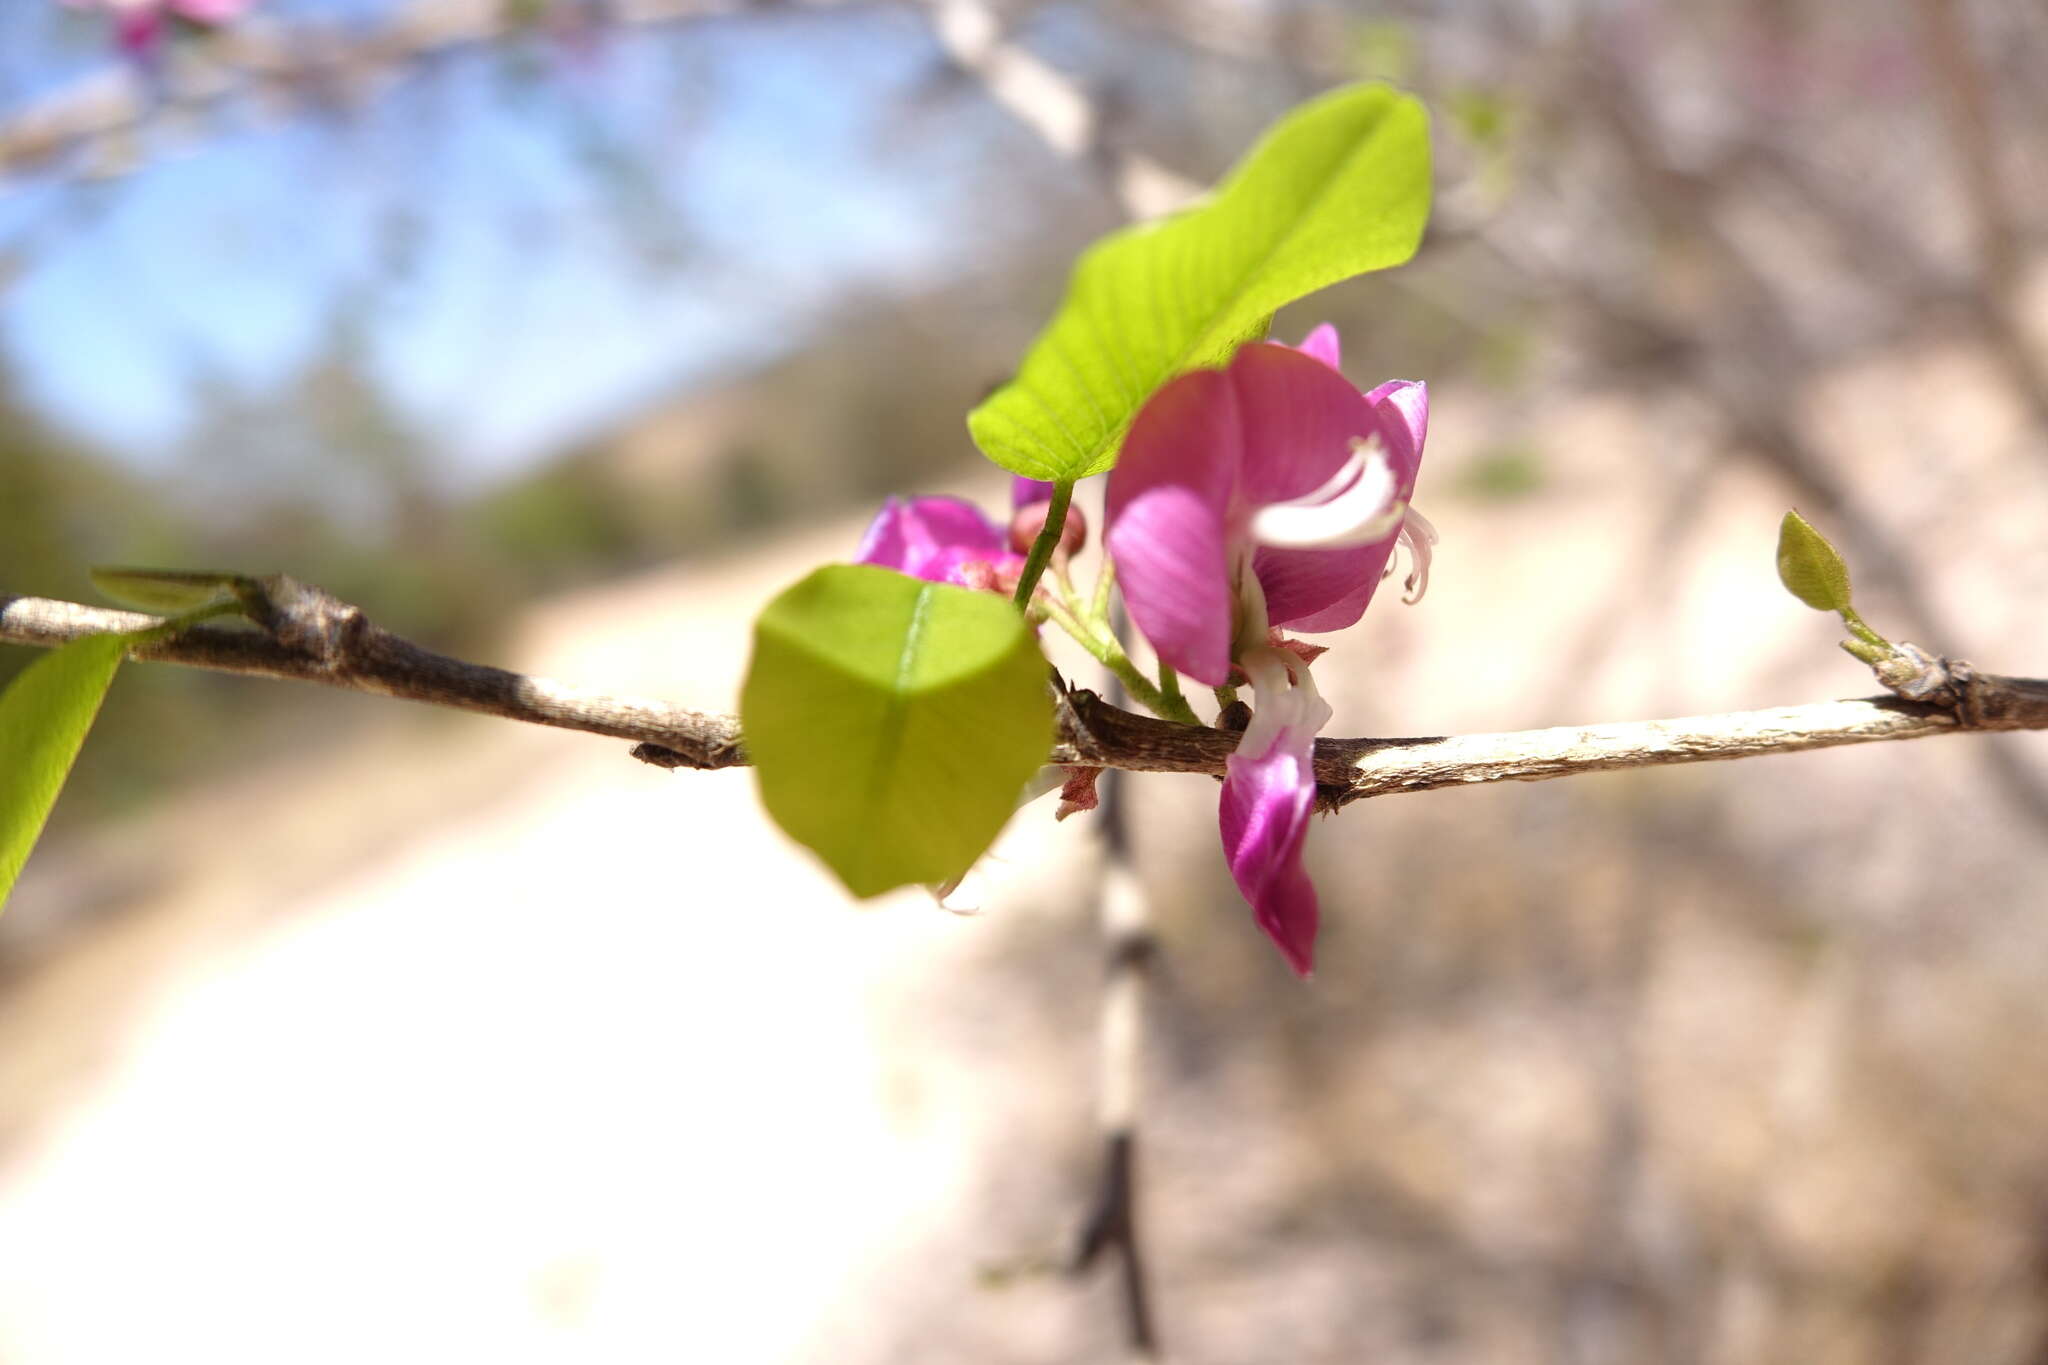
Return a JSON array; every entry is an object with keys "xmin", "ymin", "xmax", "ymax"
[
  {"xmin": 90, "ymin": 566, "xmax": 255, "ymax": 615},
  {"xmin": 741, "ymin": 566, "xmax": 1052, "ymax": 898},
  {"xmin": 1775, "ymin": 510, "xmax": 1855, "ymax": 613},
  {"xmin": 0, "ymin": 634, "xmax": 127, "ymax": 910},
  {"xmin": 968, "ymin": 82, "xmax": 1432, "ymax": 481}
]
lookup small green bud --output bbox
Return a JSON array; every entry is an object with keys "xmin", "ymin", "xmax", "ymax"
[{"xmin": 1776, "ymin": 510, "xmax": 1855, "ymax": 613}]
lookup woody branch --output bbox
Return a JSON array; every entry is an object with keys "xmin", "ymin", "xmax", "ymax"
[{"xmin": 7, "ymin": 591, "xmax": 2045, "ymax": 807}]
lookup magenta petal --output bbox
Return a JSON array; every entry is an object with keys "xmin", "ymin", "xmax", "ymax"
[
  {"xmin": 897, "ymin": 495, "xmax": 1007, "ymax": 556},
  {"xmin": 1254, "ymin": 541, "xmax": 1396, "ymax": 631},
  {"xmin": 169, "ymin": 0, "xmax": 249, "ymax": 19},
  {"xmin": 1105, "ymin": 369, "xmax": 1242, "ymax": 685},
  {"xmin": 1219, "ymin": 725, "xmax": 1321, "ymax": 976},
  {"xmin": 170, "ymin": 0, "xmax": 254, "ymax": 20},
  {"xmin": 1107, "ymin": 339, "xmax": 1431, "ymax": 665},
  {"xmin": 116, "ymin": 11, "xmax": 164, "ymax": 51},
  {"xmin": 1213, "ymin": 344, "xmax": 1394, "ymax": 625},
  {"xmin": 1107, "ymin": 484, "xmax": 1235, "ymax": 684},
  {"xmin": 853, "ymin": 496, "xmax": 914, "ymax": 570},
  {"xmin": 1226, "ymin": 344, "xmax": 1381, "ymax": 510},
  {"xmin": 1011, "ymin": 476, "xmax": 1056, "ymax": 509},
  {"xmin": 1272, "ymin": 382, "xmax": 1427, "ymax": 630},
  {"xmin": 1363, "ymin": 379, "xmax": 1429, "ymax": 485},
  {"xmin": 854, "ymin": 495, "xmax": 1008, "ymax": 584},
  {"xmin": 1290, "ymin": 324, "xmax": 1342, "ymax": 372},
  {"xmin": 1278, "ymin": 565, "xmax": 1389, "ymax": 634}
]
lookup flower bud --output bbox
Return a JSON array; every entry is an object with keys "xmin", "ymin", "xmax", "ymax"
[{"xmin": 1008, "ymin": 499, "xmax": 1088, "ymax": 558}]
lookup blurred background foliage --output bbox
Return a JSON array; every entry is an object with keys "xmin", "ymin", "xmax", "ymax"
[{"xmin": 3, "ymin": 1, "xmax": 2048, "ymax": 1360}]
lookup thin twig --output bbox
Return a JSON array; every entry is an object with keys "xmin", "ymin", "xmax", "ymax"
[
  {"xmin": 0, "ymin": 590, "xmax": 743, "ymax": 770},
  {"xmin": 8, "ymin": 591, "xmax": 2047, "ymax": 805},
  {"xmin": 1071, "ymin": 768, "xmax": 1160, "ymax": 1360}
]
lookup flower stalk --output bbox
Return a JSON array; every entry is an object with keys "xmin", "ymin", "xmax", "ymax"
[{"xmin": 1011, "ymin": 479, "xmax": 1075, "ymax": 608}]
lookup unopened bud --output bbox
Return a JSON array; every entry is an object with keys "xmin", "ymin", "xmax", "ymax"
[{"xmin": 1008, "ymin": 500, "xmax": 1089, "ymax": 557}]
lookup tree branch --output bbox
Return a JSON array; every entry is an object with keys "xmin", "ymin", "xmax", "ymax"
[
  {"xmin": 8, "ymin": 591, "xmax": 2047, "ymax": 804},
  {"xmin": 1056, "ymin": 684, "xmax": 2048, "ymax": 808},
  {"xmin": 925, "ymin": 0, "xmax": 1201, "ymax": 222},
  {"xmin": 0, "ymin": 0, "xmax": 773, "ymax": 181},
  {"xmin": 0, "ymin": 590, "xmax": 744, "ymax": 770}
]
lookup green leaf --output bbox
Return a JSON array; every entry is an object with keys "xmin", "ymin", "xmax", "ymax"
[
  {"xmin": 90, "ymin": 566, "xmax": 256, "ymax": 615},
  {"xmin": 0, "ymin": 634, "xmax": 127, "ymax": 910},
  {"xmin": 968, "ymin": 82, "xmax": 1432, "ymax": 481},
  {"xmin": 741, "ymin": 566, "xmax": 1053, "ymax": 898},
  {"xmin": 1775, "ymin": 510, "xmax": 1855, "ymax": 613}
]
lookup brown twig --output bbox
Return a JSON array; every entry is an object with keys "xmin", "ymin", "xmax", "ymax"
[
  {"xmin": 0, "ymin": 589, "xmax": 743, "ymax": 770},
  {"xmin": 7, "ymin": 591, "xmax": 2046, "ymax": 805}
]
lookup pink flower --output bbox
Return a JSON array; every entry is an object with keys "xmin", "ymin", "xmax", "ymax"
[
  {"xmin": 167, "ymin": 0, "xmax": 251, "ymax": 20},
  {"xmin": 856, "ymin": 476, "xmax": 1091, "ymax": 593},
  {"xmin": 1104, "ymin": 325, "xmax": 1433, "ymax": 975},
  {"xmin": 853, "ymin": 494, "xmax": 1025, "ymax": 591},
  {"xmin": 1219, "ymin": 648, "xmax": 1331, "ymax": 974},
  {"xmin": 65, "ymin": 0, "xmax": 253, "ymax": 54}
]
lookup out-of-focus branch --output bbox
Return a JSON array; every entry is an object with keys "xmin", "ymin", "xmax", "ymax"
[
  {"xmin": 0, "ymin": 0, "xmax": 820, "ymax": 180},
  {"xmin": 8, "ymin": 591, "xmax": 2047, "ymax": 804},
  {"xmin": 1909, "ymin": 0, "xmax": 2048, "ymax": 432},
  {"xmin": 924, "ymin": 0, "xmax": 1200, "ymax": 221},
  {"xmin": 1069, "ymin": 766, "xmax": 1159, "ymax": 1361},
  {"xmin": 5, "ymin": 0, "xmax": 1204, "ymax": 203}
]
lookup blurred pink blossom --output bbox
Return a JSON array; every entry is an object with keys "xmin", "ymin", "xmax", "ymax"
[
  {"xmin": 65, "ymin": 0, "xmax": 254, "ymax": 55},
  {"xmin": 852, "ymin": 494, "xmax": 1026, "ymax": 593}
]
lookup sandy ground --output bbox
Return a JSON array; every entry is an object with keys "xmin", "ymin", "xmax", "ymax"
[
  {"xmin": 4, "ymin": 334, "xmax": 2048, "ymax": 1363},
  {"xmin": 0, "ymin": 504, "xmax": 1124, "ymax": 1363}
]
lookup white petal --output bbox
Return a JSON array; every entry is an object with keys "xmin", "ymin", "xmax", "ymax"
[
  {"xmin": 1236, "ymin": 647, "xmax": 1334, "ymax": 761},
  {"xmin": 1397, "ymin": 505, "xmax": 1439, "ymax": 605},
  {"xmin": 1250, "ymin": 435, "xmax": 1404, "ymax": 550}
]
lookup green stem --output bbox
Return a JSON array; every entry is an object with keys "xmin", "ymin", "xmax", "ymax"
[
  {"xmin": 1012, "ymin": 479, "xmax": 1074, "ymax": 610},
  {"xmin": 1089, "ymin": 551, "xmax": 1118, "ymax": 629},
  {"xmin": 1148, "ymin": 660, "xmax": 1197, "ymax": 725},
  {"xmin": 1838, "ymin": 606, "xmax": 1891, "ymax": 650},
  {"xmin": 1040, "ymin": 591, "xmax": 1196, "ymax": 723},
  {"xmin": 1159, "ymin": 661, "xmax": 1184, "ymax": 708},
  {"xmin": 1105, "ymin": 655, "xmax": 1177, "ymax": 719}
]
